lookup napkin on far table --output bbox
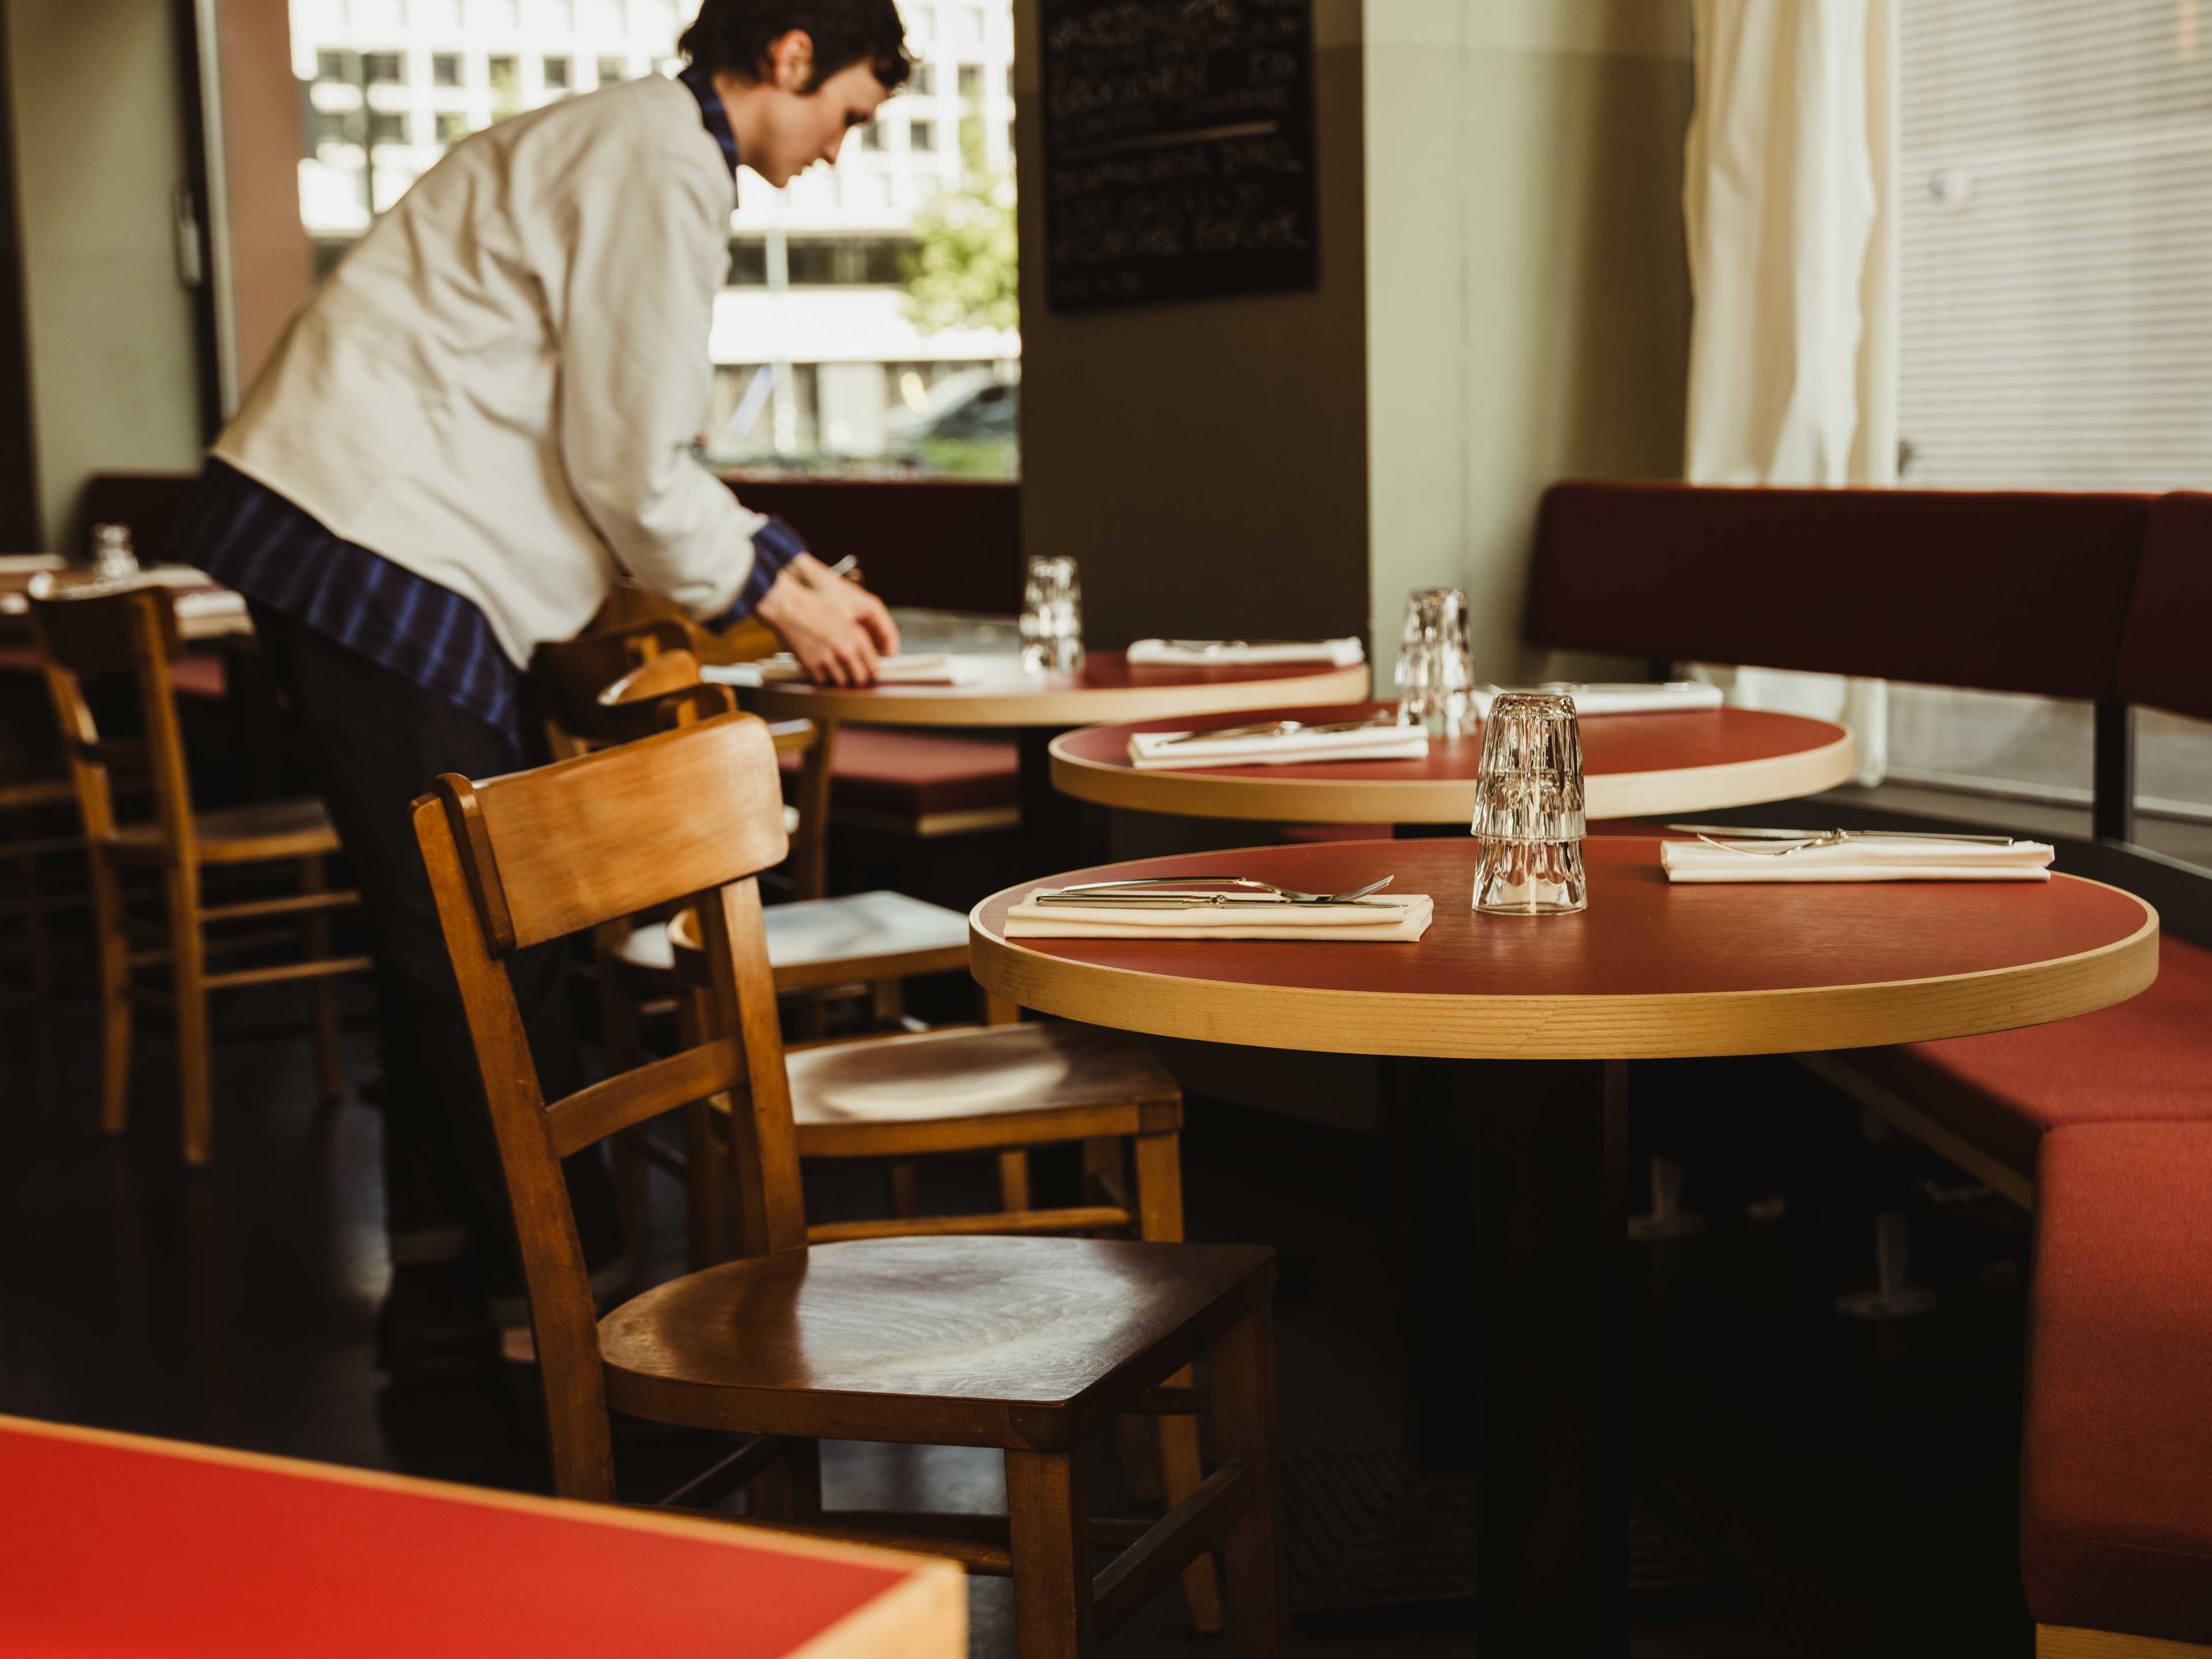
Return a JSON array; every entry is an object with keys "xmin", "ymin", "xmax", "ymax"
[
  {"xmin": 1472, "ymin": 681, "xmax": 1723, "ymax": 717},
  {"xmin": 706, "ymin": 654, "xmax": 985, "ymax": 688},
  {"xmin": 1128, "ymin": 724, "xmax": 1428, "ymax": 771},
  {"xmin": 1661, "ymin": 837, "xmax": 2055, "ymax": 883},
  {"xmin": 1127, "ymin": 638, "xmax": 1366, "ymax": 669},
  {"xmin": 1006, "ymin": 890, "xmax": 1434, "ymax": 941}
]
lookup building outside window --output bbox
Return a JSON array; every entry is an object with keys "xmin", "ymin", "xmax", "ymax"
[
  {"xmin": 288, "ymin": 0, "xmax": 1018, "ymax": 476},
  {"xmin": 1888, "ymin": 0, "xmax": 2212, "ymax": 832}
]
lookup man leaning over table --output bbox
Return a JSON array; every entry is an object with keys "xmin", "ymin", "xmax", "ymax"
[{"xmin": 172, "ymin": 1, "xmax": 907, "ymax": 1373}]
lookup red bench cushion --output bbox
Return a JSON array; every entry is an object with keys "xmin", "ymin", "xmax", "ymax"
[
  {"xmin": 2022, "ymin": 1120, "xmax": 2212, "ymax": 1645},
  {"xmin": 1836, "ymin": 935, "xmax": 2212, "ymax": 1177},
  {"xmin": 0, "ymin": 641, "xmax": 227, "ymax": 699},
  {"xmin": 779, "ymin": 725, "xmax": 1017, "ymax": 818}
]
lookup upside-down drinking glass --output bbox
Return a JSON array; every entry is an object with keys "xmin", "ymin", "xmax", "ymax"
[
  {"xmin": 1471, "ymin": 690, "xmax": 1588, "ymax": 915},
  {"xmin": 1395, "ymin": 586, "xmax": 1475, "ymax": 737},
  {"xmin": 1020, "ymin": 555, "xmax": 1085, "ymax": 675}
]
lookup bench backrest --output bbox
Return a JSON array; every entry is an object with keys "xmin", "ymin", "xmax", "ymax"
[
  {"xmin": 1526, "ymin": 481, "xmax": 2152, "ymax": 700},
  {"xmin": 2115, "ymin": 491, "xmax": 2212, "ymax": 725}
]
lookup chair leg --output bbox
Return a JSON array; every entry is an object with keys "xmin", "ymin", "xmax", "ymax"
[
  {"xmin": 747, "ymin": 1435, "xmax": 823, "ymax": 1522},
  {"xmin": 166, "ymin": 862, "xmax": 214, "ymax": 1166},
  {"xmin": 1207, "ymin": 1304, "xmax": 1282, "ymax": 1659},
  {"xmin": 302, "ymin": 857, "xmax": 346, "ymax": 1101},
  {"xmin": 1006, "ymin": 1446, "xmax": 1096, "ymax": 1659},
  {"xmin": 1132, "ymin": 1129, "xmax": 1223, "ymax": 1632},
  {"xmin": 888, "ymin": 1162, "xmax": 921, "ymax": 1218},
  {"xmin": 92, "ymin": 856, "xmax": 133, "ymax": 1134},
  {"xmin": 997, "ymin": 1150, "xmax": 1032, "ymax": 1213}
]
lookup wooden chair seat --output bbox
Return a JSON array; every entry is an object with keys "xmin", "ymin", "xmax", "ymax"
[
  {"xmin": 107, "ymin": 797, "xmax": 340, "ymax": 865},
  {"xmin": 784, "ymin": 1021, "xmax": 1178, "ymax": 1149},
  {"xmin": 599, "ymin": 1234, "xmax": 1273, "ymax": 1448},
  {"xmin": 622, "ymin": 889, "xmax": 969, "ymax": 994}
]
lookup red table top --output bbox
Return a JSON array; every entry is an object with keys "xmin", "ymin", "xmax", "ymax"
[
  {"xmin": 1048, "ymin": 700, "xmax": 1857, "ymax": 823},
  {"xmin": 0, "ymin": 1414, "xmax": 958, "ymax": 1658}
]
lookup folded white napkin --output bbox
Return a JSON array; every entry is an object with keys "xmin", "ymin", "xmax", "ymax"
[
  {"xmin": 705, "ymin": 654, "xmax": 984, "ymax": 688},
  {"xmin": 1006, "ymin": 889, "xmax": 1433, "ymax": 941},
  {"xmin": 1472, "ymin": 681, "xmax": 1723, "ymax": 717},
  {"xmin": 1661, "ymin": 837, "xmax": 2055, "ymax": 884},
  {"xmin": 1127, "ymin": 638, "xmax": 1366, "ymax": 669},
  {"xmin": 175, "ymin": 589, "xmax": 248, "ymax": 619},
  {"xmin": 1128, "ymin": 725, "xmax": 1429, "ymax": 771}
]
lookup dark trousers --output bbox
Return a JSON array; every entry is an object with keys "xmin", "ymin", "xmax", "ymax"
[{"xmin": 249, "ymin": 604, "xmax": 622, "ymax": 1303}]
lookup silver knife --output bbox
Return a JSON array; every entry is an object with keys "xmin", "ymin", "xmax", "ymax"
[{"xmin": 1664, "ymin": 823, "xmax": 2018, "ymax": 845}]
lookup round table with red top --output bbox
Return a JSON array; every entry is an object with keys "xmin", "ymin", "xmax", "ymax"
[
  {"xmin": 969, "ymin": 836, "xmax": 2158, "ymax": 1649},
  {"xmin": 749, "ymin": 650, "xmax": 1370, "ymax": 872},
  {"xmin": 1048, "ymin": 698, "xmax": 1857, "ymax": 827}
]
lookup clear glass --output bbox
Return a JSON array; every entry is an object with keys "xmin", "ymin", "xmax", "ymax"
[
  {"xmin": 1395, "ymin": 587, "xmax": 1475, "ymax": 737},
  {"xmin": 1019, "ymin": 554, "xmax": 1085, "ymax": 674},
  {"xmin": 1471, "ymin": 691, "xmax": 1587, "ymax": 915},
  {"xmin": 89, "ymin": 523, "xmax": 138, "ymax": 582}
]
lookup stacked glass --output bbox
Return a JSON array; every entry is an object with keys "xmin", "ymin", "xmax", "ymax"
[
  {"xmin": 1471, "ymin": 691, "xmax": 1588, "ymax": 915},
  {"xmin": 1395, "ymin": 586, "xmax": 1475, "ymax": 737},
  {"xmin": 1020, "ymin": 554, "xmax": 1085, "ymax": 675}
]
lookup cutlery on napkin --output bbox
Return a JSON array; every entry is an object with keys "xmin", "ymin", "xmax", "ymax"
[
  {"xmin": 1006, "ymin": 888, "xmax": 1434, "ymax": 941},
  {"xmin": 1128, "ymin": 721, "xmax": 1427, "ymax": 770},
  {"xmin": 1472, "ymin": 681, "xmax": 1723, "ymax": 717},
  {"xmin": 1661, "ymin": 835, "xmax": 2054, "ymax": 883},
  {"xmin": 1127, "ymin": 638, "xmax": 1366, "ymax": 668},
  {"xmin": 705, "ymin": 654, "xmax": 984, "ymax": 688}
]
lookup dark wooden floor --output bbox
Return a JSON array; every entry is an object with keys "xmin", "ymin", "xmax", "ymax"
[{"xmin": 0, "ymin": 944, "xmax": 2038, "ymax": 1656}]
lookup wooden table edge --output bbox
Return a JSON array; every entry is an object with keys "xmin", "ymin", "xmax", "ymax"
[
  {"xmin": 0, "ymin": 1411, "xmax": 965, "ymax": 1587},
  {"xmin": 1047, "ymin": 725, "xmax": 1858, "ymax": 824},
  {"xmin": 967, "ymin": 885, "xmax": 2160, "ymax": 1061},
  {"xmin": 752, "ymin": 661, "xmax": 1371, "ymax": 727}
]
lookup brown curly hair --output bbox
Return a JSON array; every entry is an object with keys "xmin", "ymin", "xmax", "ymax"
[{"xmin": 677, "ymin": 1, "xmax": 912, "ymax": 92}]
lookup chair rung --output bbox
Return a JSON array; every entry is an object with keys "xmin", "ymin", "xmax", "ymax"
[
  {"xmin": 1092, "ymin": 1460, "xmax": 1252, "ymax": 1639},
  {"xmin": 199, "ymin": 890, "xmax": 362, "ymax": 924},
  {"xmin": 805, "ymin": 1205, "xmax": 1131, "ymax": 1244},
  {"xmin": 202, "ymin": 955, "xmax": 373, "ymax": 991},
  {"xmin": 653, "ymin": 1435, "xmax": 792, "ymax": 1511}
]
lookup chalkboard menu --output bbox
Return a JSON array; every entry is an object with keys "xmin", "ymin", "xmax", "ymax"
[{"xmin": 1039, "ymin": 0, "xmax": 1320, "ymax": 313}]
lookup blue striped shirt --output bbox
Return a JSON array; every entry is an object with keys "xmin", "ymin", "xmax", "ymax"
[{"xmin": 173, "ymin": 64, "xmax": 797, "ymax": 740}]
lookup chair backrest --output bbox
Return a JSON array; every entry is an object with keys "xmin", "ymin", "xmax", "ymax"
[
  {"xmin": 410, "ymin": 712, "xmax": 806, "ymax": 1498},
  {"xmin": 531, "ymin": 618, "xmax": 694, "ymax": 756},
  {"xmin": 1525, "ymin": 481, "xmax": 2152, "ymax": 700},
  {"xmin": 26, "ymin": 584, "xmax": 193, "ymax": 851},
  {"xmin": 2114, "ymin": 491, "xmax": 2212, "ymax": 725}
]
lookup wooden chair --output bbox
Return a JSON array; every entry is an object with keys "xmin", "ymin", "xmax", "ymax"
[
  {"xmin": 411, "ymin": 711, "xmax": 1281, "ymax": 1658},
  {"xmin": 0, "ymin": 766, "xmax": 79, "ymax": 995},
  {"xmin": 28, "ymin": 585, "xmax": 369, "ymax": 1163}
]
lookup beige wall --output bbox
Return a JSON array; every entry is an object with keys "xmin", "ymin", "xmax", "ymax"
[
  {"xmin": 4, "ymin": 0, "xmax": 206, "ymax": 550},
  {"xmin": 1012, "ymin": 0, "xmax": 1369, "ymax": 649},
  {"xmin": 1364, "ymin": 0, "xmax": 1694, "ymax": 690}
]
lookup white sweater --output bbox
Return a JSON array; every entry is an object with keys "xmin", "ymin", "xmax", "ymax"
[{"xmin": 214, "ymin": 75, "xmax": 764, "ymax": 666}]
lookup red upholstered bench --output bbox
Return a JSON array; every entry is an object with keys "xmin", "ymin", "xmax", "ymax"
[
  {"xmin": 0, "ymin": 641, "xmax": 226, "ymax": 699},
  {"xmin": 2022, "ymin": 1123, "xmax": 2212, "ymax": 1653},
  {"xmin": 779, "ymin": 725, "xmax": 1018, "ymax": 839},
  {"xmin": 1809, "ymin": 937, "xmax": 2212, "ymax": 1206}
]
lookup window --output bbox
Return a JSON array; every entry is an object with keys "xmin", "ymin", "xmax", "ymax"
[
  {"xmin": 435, "ymin": 111, "xmax": 471, "ymax": 145},
  {"xmin": 541, "ymin": 56, "xmax": 571, "ymax": 92},
  {"xmin": 366, "ymin": 110, "xmax": 407, "ymax": 147},
  {"xmin": 912, "ymin": 63, "xmax": 937, "ymax": 97},
  {"xmin": 859, "ymin": 120, "xmax": 882, "ymax": 150},
  {"xmin": 315, "ymin": 50, "xmax": 356, "ymax": 84},
  {"xmin": 488, "ymin": 55, "xmax": 520, "ymax": 107},
  {"xmin": 596, "ymin": 56, "xmax": 626, "ymax": 85},
  {"xmin": 957, "ymin": 64, "xmax": 982, "ymax": 102},
  {"xmin": 910, "ymin": 120, "xmax": 935, "ymax": 152},
  {"xmin": 1887, "ymin": 0, "xmax": 2212, "ymax": 831},
  {"xmin": 431, "ymin": 52, "xmax": 463, "ymax": 88},
  {"xmin": 306, "ymin": 107, "xmax": 353, "ymax": 153},
  {"xmin": 362, "ymin": 51, "xmax": 404, "ymax": 86},
  {"xmin": 726, "ymin": 240, "xmax": 768, "ymax": 286}
]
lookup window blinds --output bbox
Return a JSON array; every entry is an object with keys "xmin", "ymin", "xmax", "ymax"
[{"xmin": 1899, "ymin": 0, "xmax": 2212, "ymax": 490}]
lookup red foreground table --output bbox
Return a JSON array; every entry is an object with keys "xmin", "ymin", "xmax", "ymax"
[{"xmin": 0, "ymin": 1413, "xmax": 962, "ymax": 1658}]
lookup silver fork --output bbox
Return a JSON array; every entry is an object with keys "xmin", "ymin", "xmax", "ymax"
[
  {"xmin": 1035, "ymin": 874, "xmax": 1397, "ymax": 907},
  {"xmin": 1160, "ymin": 713, "xmax": 1394, "ymax": 747}
]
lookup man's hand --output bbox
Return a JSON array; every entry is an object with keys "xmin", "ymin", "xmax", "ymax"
[{"xmin": 753, "ymin": 553, "xmax": 900, "ymax": 686}]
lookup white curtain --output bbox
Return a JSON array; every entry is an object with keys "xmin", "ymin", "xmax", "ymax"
[{"xmin": 1681, "ymin": 0, "xmax": 1898, "ymax": 786}]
